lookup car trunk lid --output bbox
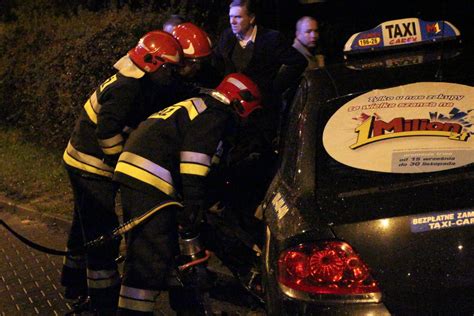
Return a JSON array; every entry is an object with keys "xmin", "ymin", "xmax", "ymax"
[{"xmin": 330, "ymin": 201, "xmax": 474, "ymax": 313}]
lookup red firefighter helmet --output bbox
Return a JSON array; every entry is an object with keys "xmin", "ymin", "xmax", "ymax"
[
  {"xmin": 128, "ymin": 30, "xmax": 183, "ymax": 73},
  {"xmin": 172, "ymin": 22, "xmax": 212, "ymax": 60},
  {"xmin": 215, "ymin": 73, "xmax": 262, "ymax": 118}
]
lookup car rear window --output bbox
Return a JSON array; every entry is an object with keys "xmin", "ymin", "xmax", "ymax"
[{"xmin": 313, "ymin": 75, "xmax": 474, "ymax": 223}]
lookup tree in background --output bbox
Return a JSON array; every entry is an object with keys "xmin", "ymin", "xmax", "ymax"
[
  {"xmin": 0, "ymin": 0, "xmax": 17, "ymax": 22},
  {"xmin": 0, "ymin": 0, "xmax": 228, "ymax": 149}
]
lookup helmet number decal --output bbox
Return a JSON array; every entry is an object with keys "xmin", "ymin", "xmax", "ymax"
[{"xmin": 99, "ymin": 74, "xmax": 118, "ymax": 92}]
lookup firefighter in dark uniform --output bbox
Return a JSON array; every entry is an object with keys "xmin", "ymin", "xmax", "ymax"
[
  {"xmin": 171, "ymin": 22, "xmax": 220, "ymax": 97},
  {"xmin": 173, "ymin": 22, "xmax": 213, "ymax": 81},
  {"xmin": 60, "ymin": 30, "xmax": 185, "ymax": 314},
  {"xmin": 113, "ymin": 73, "xmax": 262, "ymax": 315}
]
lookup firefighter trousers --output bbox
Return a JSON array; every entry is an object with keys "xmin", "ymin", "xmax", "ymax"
[
  {"xmin": 61, "ymin": 169, "xmax": 120, "ymax": 311},
  {"xmin": 117, "ymin": 185, "xmax": 204, "ymax": 315}
]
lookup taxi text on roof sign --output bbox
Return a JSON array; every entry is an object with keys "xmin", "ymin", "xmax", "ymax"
[{"xmin": 343, "ymin": 18, "xmax": 460, "ymax": 54}]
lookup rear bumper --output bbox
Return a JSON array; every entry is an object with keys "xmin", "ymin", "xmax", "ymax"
[{"xmin": 269, "ymin": 293, "xmax": 390, "ymax": 315}]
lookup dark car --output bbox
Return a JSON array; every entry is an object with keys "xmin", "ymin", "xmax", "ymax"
[{"xmin": 260, "ymin": 17, "xmax": 474, "ymax": 315}]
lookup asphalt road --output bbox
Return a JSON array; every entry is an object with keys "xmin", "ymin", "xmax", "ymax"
[{"xmin": 0, "ymin": 200, "xmax": 264, "ymax": 315}]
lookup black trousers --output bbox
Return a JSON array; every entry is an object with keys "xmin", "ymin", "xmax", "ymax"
[
  {"xmin": 118, "ymin": 185, "xmax": 205, "ymax": 315},
  {"xmin": 61, "ymin": 169, "xmax": 120, "ymax": 310},
  {"xmin": 119, "ymin": 185, "xmax": 179, "ymax": 290}
]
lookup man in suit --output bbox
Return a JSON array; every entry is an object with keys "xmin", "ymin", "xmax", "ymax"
[
  {"xmin": 213, "ymin": 0, "xmax": 307, "ymax": 159},
  {"xmin": 213, "ymin": 0, "xmax": 307, "ymax": 110},
  {"xmin": 209, "ymin": 0, "xmax": 307, "ymax": 296}
]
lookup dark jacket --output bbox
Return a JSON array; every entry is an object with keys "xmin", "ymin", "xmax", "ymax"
[
  {"xmin": 63, "ymin": 73, "xmax": 174, "ymax": 179},
  {"xmin": 113, "ymin": 95, "xmax": 234, "ymax": 208},
  {"xmin": 213, "ymin": 26, "xmax": 307, "ymax": 103}
]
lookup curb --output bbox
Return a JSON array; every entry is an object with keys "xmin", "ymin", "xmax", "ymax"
[{"xmin": 0, "ymin": 195, "xmax": 71, "ymax": 233}]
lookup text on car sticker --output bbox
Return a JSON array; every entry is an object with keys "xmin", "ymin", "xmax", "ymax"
[
  {"xmin": 410, "ymin": 210, "xmax": 474, "ymax": 233},
  {"xmin": 323, "ymin": 82, "xmax": 474, "ymax": 173},
  {"xmin": 351, "ymin": 116, "xmax": 469, "ymax": 149},
  {"xmin": 344, "ymin": 18, "xmax": 460, "ymax": 53}
]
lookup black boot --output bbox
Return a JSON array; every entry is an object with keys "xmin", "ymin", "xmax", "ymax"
[
  {"xmin": 65, "ymin": 296, "xmax": 91, "ymax": 315},
  {"xmin": 64, "ymin": 286, "xmax": 87, "ymax": 300}
]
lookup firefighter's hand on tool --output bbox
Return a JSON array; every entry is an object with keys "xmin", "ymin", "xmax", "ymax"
[{"xmin": 177, "ymin": 204, "xmax": 204, "ymax": 235}]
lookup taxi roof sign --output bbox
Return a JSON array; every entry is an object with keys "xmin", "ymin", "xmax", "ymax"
[{"xmin": 343, "ymin": 18, "xmax": 460, "ymax": 55}]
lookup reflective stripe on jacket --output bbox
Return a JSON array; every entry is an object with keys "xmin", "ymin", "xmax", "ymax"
[
  {"xmin": 64, "ymin": 73, "xmax": 171, "ymax": 177},
  {"xmin": 63, "ymin": 141, "xmax": 114, "ymax": 178},
  {"xmin": 114, "ymin": 96, "xmax": 234, "ymax": 204}
]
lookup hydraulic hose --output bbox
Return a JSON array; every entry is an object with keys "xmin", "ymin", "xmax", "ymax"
[
  {"xmin": 0, "ymin": 200, "xmax": 183, "ymax": 256},
  {"xmin": 178, "ymin": 250, "xmax": 212, "ymax": 271},
  {"xmin": 0, "ymin": 218, "xmax": 68, "ymax": 256}
]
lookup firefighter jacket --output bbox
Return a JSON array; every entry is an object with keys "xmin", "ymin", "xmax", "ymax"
[
  {"xmin": 63, "ymin": 72, "xmax": 176, "ymax": 179},
  {"xmin": 113, "ymin": 95, "xmax": 235, "ymax": 208}
]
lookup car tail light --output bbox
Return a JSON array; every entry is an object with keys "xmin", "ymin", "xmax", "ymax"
[{"xmin": 278, "ymin": 241, "xmax": 380, "ymax": 295}]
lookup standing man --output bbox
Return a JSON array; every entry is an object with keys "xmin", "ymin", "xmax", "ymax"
[
  {"xmin": 212, "ymin": 0, "xmax": 307, "ymax": 158},
  {"xmin": 213, "ymin": 0, "xmax": 307, "ymax": 111},
  {"xmin": 293, "ymin": 16, "xmax": 325, "ymax": 70},
  {"xmin": 211, "ymin": 0, "xmax": 306, "ymax": 256},
  {"xmin": 61, "ymin": 30, "xmax": 184, "ymax": 314},
  {"xmin": 113, "ymin": 73, "xmax": 262, "ymax": 315}
]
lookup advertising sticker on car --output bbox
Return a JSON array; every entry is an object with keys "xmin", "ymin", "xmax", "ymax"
[
  {"xmin": 410, "ymin": 210, "xmax": 474, "ymax": 233},
  {"xmin": 322, "ymin": 82, "xmax": 474, "ymax": 173}
]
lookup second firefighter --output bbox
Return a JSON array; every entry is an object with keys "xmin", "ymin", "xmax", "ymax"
[{"xmin": 113, "ymin": 73, "xmax": 262, "ymax": 315}]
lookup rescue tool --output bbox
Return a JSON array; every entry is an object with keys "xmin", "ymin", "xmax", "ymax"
[{"xmin": 0, "ymin": 200, "xmax": 183, "ymax": 256}]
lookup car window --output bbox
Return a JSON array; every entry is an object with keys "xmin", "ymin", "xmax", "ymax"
[{"xmin": 315, "ymin": 81, "xmax": 474, "ymax": 223}]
